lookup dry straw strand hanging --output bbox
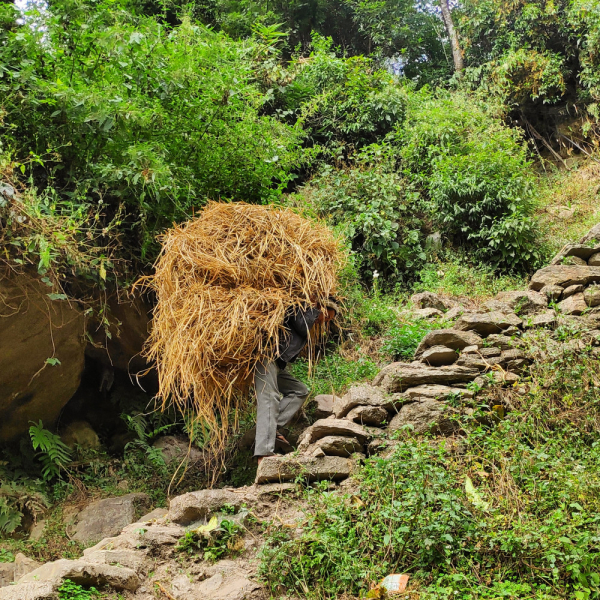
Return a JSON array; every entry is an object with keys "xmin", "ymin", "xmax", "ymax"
[{"xmin": 143, "ymin": 201, "xmax": 345, "ymax": 470}]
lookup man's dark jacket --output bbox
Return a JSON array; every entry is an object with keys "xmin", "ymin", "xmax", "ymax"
[{"xmin": 276, "ymin": 306, "xmax": 320, "ymax": 367}]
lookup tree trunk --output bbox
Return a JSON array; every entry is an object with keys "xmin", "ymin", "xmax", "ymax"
[{"xmin": 439, "ymin": 0, "xmax": 463, "ymax": 76}]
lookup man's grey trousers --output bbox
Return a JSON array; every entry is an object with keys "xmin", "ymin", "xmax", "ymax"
[{"xmin": 254, "ymin": 361, "xmax": 309, "ymax": 457}]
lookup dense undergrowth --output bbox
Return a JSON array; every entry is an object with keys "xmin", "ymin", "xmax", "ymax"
[{"xmin": 262, "ymin": 329, "xmax": 600, "ymax": 599}]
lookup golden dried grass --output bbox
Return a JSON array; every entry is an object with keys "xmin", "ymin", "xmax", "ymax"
[{"xmin": 143, "ymin": 201, "xmax": 344, "ymax": 464}]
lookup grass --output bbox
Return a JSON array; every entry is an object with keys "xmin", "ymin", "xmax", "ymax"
[
  {"xmin": 260, "ymin": 329, "xmax": 600, "ymax": 600},
  {"xmin": 537, "ymin": 160, "xmax": 600, "ymax": 255}
]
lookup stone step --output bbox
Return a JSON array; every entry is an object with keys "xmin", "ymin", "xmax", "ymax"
[{"xmin": 255, "ymin": 455, "xmax": 355, "ymax": 484}]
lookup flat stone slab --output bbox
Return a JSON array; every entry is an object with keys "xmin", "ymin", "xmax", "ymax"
[
  {"xmin": 333, "ymin": 385, "xmax": 392, "ymax": 418},
  {"xmin": 494, "ymin": 290, "xmax": 547, "ymax": 315},
  {"xmin": 307, "ymin": 435, "xmax": 364, "ymax": 457},
  {"xmin": 558, "ymin": 292, "xmax": 588, "ymax": 316},
  {"xmin": 454, "ymin": 311, "xmax": 522, "ymax": 336},
  {"xmin": 529, "ymin": 265, "xmax": 600, "ymax": 291},
  {"xmin": 255, "ymin": 455, "xmax": 354, "ymax": 484},
  {"xmin": 0, "ymin": 581, "xmax": 55, "ymax": 600},
  {"xmin": 415, "ymin": 329, "xmax": 482, "ymax": 356},
  {"xmin": 72, "ymin": 493, "xmax": 150, "ymax": 546},
  {"xmin": 297, "ymin": 419, "xmax": 369, "ymax": 451},
  {"xmin": 421, "ymin": 345, "xmax": 458, "ymax": 366},
  {"xmin": 373, "ymin": 363, "xmax": 479, "ymax": 393},
  {"xmin": 388, "ymin": 400, "xmax": 459, "ymax": 435},
  {"xmin": 168, "ymin": 488, "xmax": 250, "ymax": 525},
  {"xmin": 401, "ymin": 384, "xmax": 474, "ymax": 402},
  {"xmin": 550, "ymin": 243, "xmax": 600, "ymax": 265},
  {"xmin": 346, "ymin": 405, "xmax": 388, "ymax": 426},
  {"xmin": 312, "ymin": 394, "xmax": 338, "ymax": 418},
  {"xmin": 411, "ymin": 291, "xmax": 452, "ymax": 311},
  {"xmin": 522, "ymin": 310, "xmax": 557, "ymax": 329}
]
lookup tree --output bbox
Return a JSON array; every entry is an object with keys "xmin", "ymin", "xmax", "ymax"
[{"xmin": 438, "ymin": 0, "xmax": 462, "ymax": 75}]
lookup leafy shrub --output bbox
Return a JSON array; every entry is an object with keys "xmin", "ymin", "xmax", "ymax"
[
  {"xmin": 302, "ymin": 151, "xmax": 426, "ymax": 282},
  {"xmin": 397, "ymin": 91, "xmax": 542, "ymax": 271},
  {"xmin": 281, "ymin": 35, "xmax": 406, "ymax": 151},
  {"xmin": 381, "ymin": 319, "xmax": 433, "ymax": 360},
  {"xmin": 0, "ymin": 482, "xmax": 48, "ymax": 535},
  {"xmin": 0, "ymin": 0, "xmax": 303, "ymax": 277},
  {"xmin": 58, "ymin": 579, "xmax": 99, "ymax": 600}
]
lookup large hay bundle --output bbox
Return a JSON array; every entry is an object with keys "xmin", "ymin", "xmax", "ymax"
[{"xmin": 144, "ymin": 201, "xmax": 344, "ymax": 461}]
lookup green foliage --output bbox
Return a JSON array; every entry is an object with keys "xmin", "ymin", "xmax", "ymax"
[
  {"xmin": 122, "ymin": 412, "xmax": 178, "ymax": 469},
  {"xmin": 397, "ymin": 91, "xmax": 542, "ymax": 271},
  {"xmin": 260, "ymin": 337, "xmax": 600, "ymax": 599},
  {"xmin": 281, "ymin": 36, "xmax": 407, "ymax": 152},
  {"xmin": 57, "ymin": 579, "xmax": 99, "ymax": 600},
  {"xmin": 0, "ymin": 0, "xmax": 303, "ymax": 279},
  {"xmin": 0, "ymin": 481, "xmax": 48, "ymax": 536},
  {"xmin": 29, "ymin": 421, "xmax": 72, "ymax": 482},
  {"xmin": 177, "ymin": 518, "xmax": 244, "ymax": 561},
  {"xmin": 304, "ymin": 153, "xmax": 425, "ymax": 281},
  {"xmin": 289, "ymin": 353, "xmax": 379, "ymax": 399},
  {"xmin": 381, "ymin": 319, "xmax": 433, "ymax": 360}
]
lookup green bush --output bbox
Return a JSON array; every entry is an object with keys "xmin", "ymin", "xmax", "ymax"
[
  {"xmin": 281, "ymin": 35, "xmax": 407, "ymax": 151},
  {"xmin": 397, "ymin": 91, "xmax": 542, "ymax": 271},
  {"xmin": 0, "ymin": 0, "xmax": 303, "ymax": 274},
  {"xmin": 302, "ymin": 150, "xmax": 426, "ymax": 282},
  {"xmin": 381, "ymin": 319, "xmax": 433, "ymax": 360}
]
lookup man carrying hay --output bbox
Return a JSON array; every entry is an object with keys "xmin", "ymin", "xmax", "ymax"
[
  {"xmin": 254, "ymin": 301, "xmax": 338, "ymax": 461},
  {"xmin": 145, "ymin": 202, "xmax": 344, "ymax": 476}
]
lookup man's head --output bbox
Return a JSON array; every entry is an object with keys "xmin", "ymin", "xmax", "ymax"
[{"xmin": 316, "ymin": 298, "xmax": 339, "ymax": 325}]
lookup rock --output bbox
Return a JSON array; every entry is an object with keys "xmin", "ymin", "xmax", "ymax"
[
  {"xmin": 590, "ymin": 252, "xmax": 600, "ymax": 267},
  {"xmin": 60, "ymin": 421, "xmax": 100, "ymax": 450},
  {"xmin": 186, "ymin": 572, "xmax": 261, "ymax": 600},
  {"xmin": 168, "ymin": 488, "xmax": 249, "ymax": 525},
  {"xmin": 454, "ymin": 311, "xmax": 522, "ymax": 336},
  {"xmin": 584, "ymin": 286, "xmax": 600, "ymax": 308},
  {"xmin": 444, "ymin": 306, "xmax": 466, "ymax": 320},
  {"xmin": 558, "ymin": 293, "xmax": 588, "ymax": 316},
  {"xmin": 13, "ymin": 554, "xmax": 40, "ymax": 581},
  {"xmin": 411, "ymin": 291, "xmax": 452, "ymax": 312},
  {"xmin": 456, "ymin": 355, "xmax": 502, "ymax": 370},
  {"xmin": 29, "ymin": 520, "xmax": 46, "ymax": 542},
  {"xmin": 138, "ymin": 508, "xmax": 168, "ymax": 522},
  {"xmin": 152, "ymin": 436, "xmax": 203, "ymax": 465},
  {"xmin": 494, "ymin": 290, "xmax": 548, "ymax": 315},
  {"xmin": 17, "ymin": 558, "xmax": 140, "ymax": 591},
  {"xmin": 0, "ymin": 581, "xmax": 55, "ymax": 600},
  {"xmin": 550, "ymin": 244, "xmax": 600, "ymax": 265},
  {"xmin": 580, "ymin": 223, "xmax": 600, "ymax": 244},
  {"xmin": 346, "ymin": 405, "xmax": 389, "ymax": 426},
  {"xmin": 562, "ymin": 284, "xmax": 585, "ymax": 299},
  {"xmin": 0, "ymin": 563, "xmax": 14, "ymax": 588},
  {"xmin": 562, "ymin": 255, "xmax": 588, "ymax": 266},
  {"xmin": 83, "ymin": 549, "xmax": 146, "ymax": 573},
  {"xmin": 541, "ymin": 285, "xmax": 563, "ymax": 301},
  {"xmin": 522, "ymin": 310, "xmax": 557, "ymax": 329},
  {"xmin": 312, "ymin": 394, "xmax": 338, "ymax": 419},
  {"xmin": 415, "ymin": 329, "xmax": 483, "ymax": 356},
  {"xmin": 388, "ymin": 400, "xmax": 459, "ymax": 435},
  {"xmin": 483, "ymin": 299, "xmax": 512, "ymax": 313},
  {"xmin": 72, "ymin": 493, "xmax": 151, "ymax": 546},
  {"xmin": 421, "ymin": 345, "xmax": 458, "ymax": 366},
  {"xmin": 462, "ymin": 345, "xmax": 478, "ymax": 354},
  {"xmin": 255, "ymin": 455, "xmax": 354, "ymax": 484},
  {"xmin": 507, "ymin": 358, "xmax": 528, "ymax": 373},
  {"xmin": 85, "ymin": 295, "xmax": 153, "ymax": 375},
  {"xmin": 306, "ymin": 435, "xmax": 364, "ymax": 457},
  {"xmin": 0, "ymin": 274, "xmax": 86, "ymax": 441},
  {"xmin": 474, "ymin": 371, "xmax": 519, "ymax": 387},
  {"xmin": 529, "ymin": 265, "xmax": 600, "ymax": 291},
  {"xmin": 501, "ymin": 349, "xmax": 526, "ymax": 361},
  {"xmin": 413, "ymin": 307, "xmax": 444, "ymax": 319},
  {"xmin": 485, "ymin": 334, "xmax": 516, "ymax": 350},
  {"xmin": 297, "ymin": 419, "xmax": 369, "ymax": 450},
  {"xmin": 333, "ymin": 385, "xmax": 394, "ymax": 418},
  {"xmin": 402, "ymin": 384, "xmax": 473, "ymax": 402},
  {"xmin": 373, "ymin": 363, "xmax": 479, "ymax": 393}
]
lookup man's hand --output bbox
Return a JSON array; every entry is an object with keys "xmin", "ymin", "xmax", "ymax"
[{"xmin": 315, "ymin": 307, "xmax": 336, "ymax": 325}]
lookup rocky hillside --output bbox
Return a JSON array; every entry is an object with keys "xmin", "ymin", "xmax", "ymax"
[{"xmin": 2, "ymin": 225, "xmax": 599, "ymax": 599}]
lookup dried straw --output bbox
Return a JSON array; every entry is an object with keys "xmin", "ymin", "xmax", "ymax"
[{"xmin": 143, "ymin": 201, "xmax": 344, "ymax": 466}]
